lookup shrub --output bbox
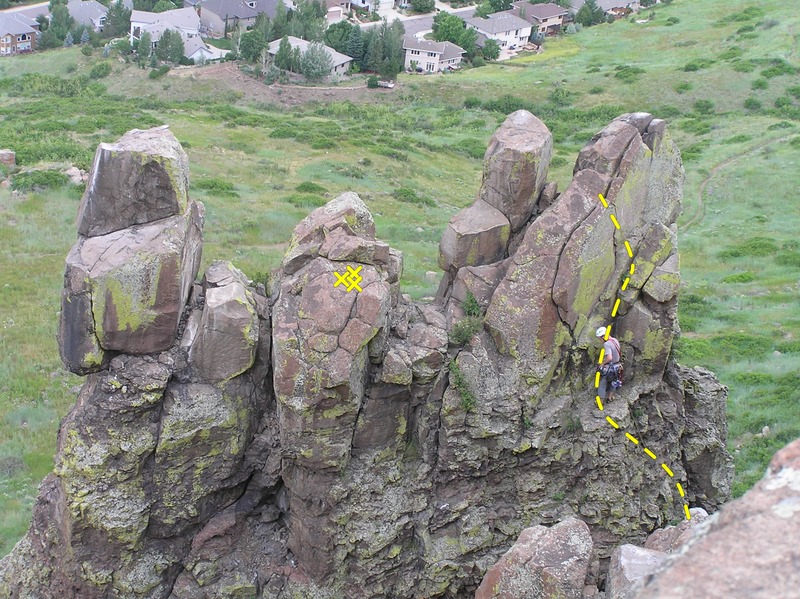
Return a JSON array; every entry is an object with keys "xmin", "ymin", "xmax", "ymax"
[
  {"xmin": 471, "ymin": 56, "xmax": 486, "ymax": 68},
  {"xmin": 776, "ymin": 252, "xmax": 800, "ymax": 267},
  {"xmin": 719, "ymin": 236, "xmax": 778, "ymax": 259},
  {"xmin": 721, "ymin": 271, "xmax": 756, "ymax": 283},
  {"xmin": 367, "ymin": 75, "xmax": 379, "ymax": 88},
  {"xmin": 736, "ymin": 24, "xmax": 755, "ymax": 34},
  {"xmin": 463, "ymin": 291, "xmax": 482, "ymax": 318},
  {"xmin": 614, "ymin": 64, "xmax": 645, "ymax": 83},
  {"xmin": 787, "ymin": 86, "xmax": 800, "ymax": 100},
  {"xmin": 744, "ymin": 97, "xmax": 762, "ymax": 110},
  {"xmin": 751, "ymin": 78, "xmax": 768, "ymax": 90},
  {"xmin": 710, "ymin": 332, "xmax": 773, "ymax": 360},
  {"xmin": 589, "ymin": 85, "xmax": 603, "ymax": 94},
  {"xmin": 10, "ymin": 170, "xmax": 70, "ymax": 192},
  {"xmin": 392, "ymin": 187, "xmax": 434, "ymax": 206},
  {"xmin": 674, "ymin": 81, "xmax": 692, "ymax": 94},
  {"xmin": 718, "ymin": 46, "xmax": 743, "ymax": 60},
  {"xmin": 665, "ymin": 16, "xmax": 679, "ymax": 25},
  {"xmin": 89, "ymin": 62, "xmax": 112, "ymax": 79},
  {"xmin": 450, "ymin": 316, "xmax": 483, "ymax": 346},
  {"xmin": 334, "ymin": 164, "xmax": 365, "ymax": 179},
  {"xmin": 282, "ymin": 193, "xmax": 326, "ymax": 208},
  {"xmin": 672, "ymin": 337, "xmax": 713, "ymax": 366},
  {"xmin": 464, "ymin": 96, "xmax": 482, "ymax": 109},
  {"xmin": 761, "ymin": 59, "xmax": 796, "ymax": 79},
  {"xmin": 456, "ymin": 137, "xmax": 487, "ymax": 160},
  {"xmin": 721, "ymin": 134, "xmax": 752, "ymax": 144},
  {"xmin": 682, "ymin": 58, "xmax": 714, "ymax": 72},
  {"xmin": 295, "ymin": 181, "xmax": 327, "ymax": 194},
  {"xmin": 193, "ymin": 177, "xmax": 239, "ymax": 198},
  {"xmin": 694, "ymin": 99, "xmax": 715, "ymax": 114},
  {"xmin": 149, "ymin": 65, "xmax": 170, "ymax": 79},
  {"xmin": 449, "ymin": 359, "xmax": 477, "ymax": 412},
  {"xmin": 732, "ymin": 60, "xmax": 756, "ymax": 72},
  {"xmin": 81, "ymin": 45, "xmax": 93, "ymax": 56},
  {"xmin": 775, "ymin": 96, "xmax": 793, "ymax": 109}
]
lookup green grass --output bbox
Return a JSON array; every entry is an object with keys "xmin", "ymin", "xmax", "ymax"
[{"xmin": 1, "ymin": 0, "xmax": 799, "ymax": 554}]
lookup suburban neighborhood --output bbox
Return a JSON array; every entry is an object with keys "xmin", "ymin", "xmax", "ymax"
[{"xmin": 1, "ymin": 0, "xmax": 652, "ymax": 79}]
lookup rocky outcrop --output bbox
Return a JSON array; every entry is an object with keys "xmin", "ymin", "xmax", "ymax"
[
  {"xmin": 632, "ymin": 439, "xmax": 800, "ymax": 598},
  {"xmin": 0, "ymin": 149, "xmax": 14, "ymax": 167},
  {"xmin": 1, "ymin": 114, "xmax": 737, "ymax": 599},
  {"xmin": 58, "ymin": 127, "xmax": 203, "ymax": 375},
  {"xmin": 475, "ymin": 518, "xmax": 596, "ymax": 599}
]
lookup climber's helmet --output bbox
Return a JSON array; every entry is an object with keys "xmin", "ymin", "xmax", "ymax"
[{"xmin": 595, "ymin": 327, "xmax": 607, "ymax": 338}]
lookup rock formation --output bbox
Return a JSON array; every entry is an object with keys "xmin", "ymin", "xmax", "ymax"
[{"xmin": 0, "ymin": 114, "xmax": 735, "ymax": 599}]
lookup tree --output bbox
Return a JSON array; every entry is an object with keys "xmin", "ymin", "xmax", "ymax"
[
  {"xmin": 152, "ymin": 0, "xmax": 177, "ymax": 12},
  {"xmin": 274, "ymin": 35, "xmax": 292, "ymax": 69},
  {"xmin": 301, "ymin": 41, "xmax": 333, "ymax": 80},
  {"xmin": 138, "ymin": 30, "xmax": 152, "ymax": 63},
  {"xmin": 155, "ymin": 29, "xmax": 183, "ymax": 63},
  {"xmin": 324, "ymin": 20, "xmax": 352, "ymax": 54},
  {"xmin": 290, "ymin": 46, "xmax": 302, "ymax": 72},
  {"xmin": 576, "ymin": 0, "xmax": 606, "ymax": 27},
  {"xmin": 486, "ymin": 0, "xmax": 512, "ymax": 12},
  {"xmin": 432, "ymin": 12, "xmax": 465, "ymax": 44},
  {"xmin": 346, "ymin": 24, "xmax": 364, "ymax": 64},
  {"xmin": 106, "ymin": 0, "xmax": 132, "ymax": 37},
  {"xmin": 481, "ymin": 38, "xmax": 500, "ymax": 60},
  {"xmin": 364, "ymin": 29, "xmax": 384, "ymax": 72},
  {"xmin": 254, "ymin": 12, "xmax": 271, "ymax": 42},
  {"xmin": 271, "ymin": 0, "xmax": 288, "ymax": 40},
  {"xmin": 63, "ymin": 31, "xmax": 74, "ymax": 47},
  {"xmin": 49, "ymin": 4, "xmax": 75, "ymax": 43},
  {"xmin": 240, "ymin": 29, "xmax": 267, "ymax": 61},
  {"xmin": 80, "ymin": 28, "xmax": 90, "ymax": 44},
  {"xmin": 409, "ymin": 0, "xmax": 434, "ymax": 13}
]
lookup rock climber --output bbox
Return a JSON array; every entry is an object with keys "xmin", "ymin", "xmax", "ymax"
[{"xmin": 596, "ymin": 327, "xmax": 622, "ymax": 402}]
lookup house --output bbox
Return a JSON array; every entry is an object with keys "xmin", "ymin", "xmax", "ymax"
[
  {"xmin": 67, "ymin": 0, "xmax": 109, "ymax": 32},
  {"xmin": 464, "ymin": 11, "xmax": 532, "ymax": 49},
  {"xmin": 511, "ymin": 1, "xmax": 568, "ymax": 35},
  {"xmin": 130, "ymin": 7, "xmax": 201, "ymax": 46},
  {"xmin": 183, "ymin": 0, "xmax": 294, "ymax": 36},
  {"xmin": 267, "ymin": 35, "xmax": 352, "ymax": 75},
  {"xmin": 569, "ymin": 0, "xmax": 639, "ymax": 15},
  {"xmin": 326, "ymin": 0, "xmax": 350, "ymax": 24},
  {"xmin": 0, "ymin": 13, "xmax": 39, "ymax": 56},
  {"xmin": 184, "ymin": 35, "xmax": 219, "ymax": 62},
  {"xmin": 402, "ymin": 35, "xmax": 464, "ymax": 73}
]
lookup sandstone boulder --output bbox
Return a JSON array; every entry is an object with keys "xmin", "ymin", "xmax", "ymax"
[
  {"xmin": 643, "ymin": 507, "xmax": 708, "ymax": 553},
  {"xmin": 77, "ymin": 127, "xmax": 190, "ymax": 238},
  {"xmin": 478, "ymin": 110, "xmax": 553, "ymax": 232},
  {"xmin": 186, "ymin": 261, "xmax": 259, "ymax": 383},
  {"xmin": 0, "ymin": 149, "xmax": 15, "ymax": 167},
  {"xmin": 636, "ymin": 439, "xmax": 800, "ymax": 598},
  {"xmin": 59, "ymin": 203, "xmax": 204, "ymax": 373},
  {"xmin": 438, "ymin": 199, "xmax": 511, "ymax": 273},
  {"xmin": 475, "ymin": 518, "xmax": 595, "ymax": 599},
  {"xmin": 606, "ymin": 544, "xmax": 668, "ymax": 599}
]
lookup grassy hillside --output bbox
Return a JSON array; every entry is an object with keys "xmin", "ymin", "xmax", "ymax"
[{"xmin": 1, "ymin": 0, "xmax": 799, "ymax": 556}]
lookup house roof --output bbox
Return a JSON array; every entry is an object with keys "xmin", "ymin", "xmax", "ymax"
[
  {"xmin": 267, "ymin": 35, "xmax": 351, "ymax": 68},
  {"xmin": 512, "ymin": 1, "xmax": 568, "ymax": 21},
  {"xmin": 192, "ymin": 0, "xmax": 259, "ymax": 20},
  {"xmin": 0, "ymin": 13, "xmax": 37, "ymax": 35},
  {"xmin": 402, "ymin": 35, "xmax": 465, "ymax": 58},
  {"xmin": 131, "ymin": 7, "xmax": 200, "ymax": 30},
  {"xmin": 465, "ymin": 11, "xmax": 531, "ymax": 35},
  {"xmin": 67, "ymin": 0, "xmax": 108, "ymax": 26},
  {"xmin": 569, "ymin": 0, "xmax": 636, "ymax": 10},
  {"xmin": 184, "ymin": 35, "xmax": 212, "ymax": 57}
]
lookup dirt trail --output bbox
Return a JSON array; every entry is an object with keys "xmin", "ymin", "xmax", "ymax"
[
  {"xmin": 681, "ymin": 134, "xmax": 795, "ymax": 231},
  {"xmin": 168, "ymin": 62, "xmax": 395, "ymax": 107}
]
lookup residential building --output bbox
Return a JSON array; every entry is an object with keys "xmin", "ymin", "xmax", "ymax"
[
  {"xmin": 511, "ymin": 1, "xmax": 568, "ymax": 35},
  {"xmin": 569, "ymin": 0, "xmax": 640, "ymax": 15},
  {"xmin": 184, "ymin": 35, "xmax": 218, "ymax": 61},
  {"xmin": 267, "ymin": 35, "xmax": 352, "ymax": 75},
  {"xmin": 0, "ymin": 13, "xmax": 39, "ymax": 56},
  {"xmin": 464, "ymin": 11, "xmax": 532, "ymax": 49},
  {"xmin": 130, "ymin": 7, "xmax": 202, "ymax": 45},
  {"xmin": 326, "ymin": 0, "xmax": 350, "ymax": 24},
  {"xmin": 183, "ymin": 0, "xmax": 294, "ymax": 36},
  {"xmin": 402, "ymin": 35, "xmax": 464, "ymax": 73},
  {"xmin": 67, "ymin": 0, "xmax": 109, "ymax": 32}
]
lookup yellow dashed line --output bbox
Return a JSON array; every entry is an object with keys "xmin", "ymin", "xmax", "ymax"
[
  {"xmin": 594, "ymin": 193, "xmax": 690, "ymax": 521},
  {"xmin": 598, "ymin": 348, "xmax": 606, "ymax": 364}
]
